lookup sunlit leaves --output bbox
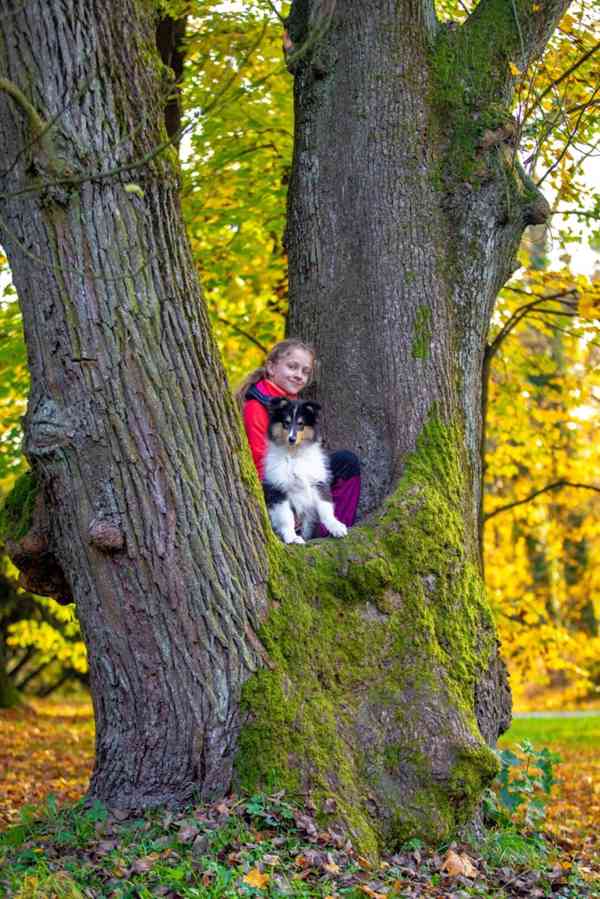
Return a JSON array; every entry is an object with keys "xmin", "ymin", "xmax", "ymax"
[
  {"xmin": 0, "ymin": 281, "xmax": 28, "ymax": 482},
  {"xmin": 485, "ymin": 266, "xmax": 600, "ymax": 709},
  {"xmin": 7, "ymin": 614, "xmax": 87, "ymax": 675},
  {"xmin": 181, "ymin": 0, "xmax": 291, "ymax": 385}
]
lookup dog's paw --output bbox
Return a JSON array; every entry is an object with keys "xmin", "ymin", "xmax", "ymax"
[
  {"xmin": 328, "ymin": 520, "xmax": 348, "ymax": 538},
  {"xmin": 283, "ymin": 533, "xmax": 305, "ymax": 545}
]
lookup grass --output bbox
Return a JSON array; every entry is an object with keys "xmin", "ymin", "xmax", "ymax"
[
  {"xmin": 0, "ymin": 791, "xmax": 596, "ymax": 898},
  {"xmin": 499, "ymin": 711, "xmax": 600, "ymax": 892},
  {"xmin": 501, "ymin": 715, "xmax": 600, "ymax": 747}
]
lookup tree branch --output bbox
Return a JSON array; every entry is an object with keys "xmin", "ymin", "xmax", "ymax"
[
  {"xmin": 215, "ymin": 317, "xmax": 268, "ymax": 353},
  {"xmin": 552, "ymin": 208, "xmax": 600, "ymax": 218},
  {"xmin": 537, "ymin": 82, "xmax": 600, "ymax": 186},
  {"xmin": 485, "ymin": 290, "xmax": 576, "ymax": 361},
  {"xmin": 485, "ymin": 480, "xmax": 600, "ymax": 521},
  {"xmin": 522, "ymin": 40, "xmax": 600, "ymax": 123},
  {"xmin": 0, "ymin": 76, "xmax": 47, "ymax": 136},
  {"xmin": 466, "ymin": 0, "xmax": 574, "ymax": 74}
]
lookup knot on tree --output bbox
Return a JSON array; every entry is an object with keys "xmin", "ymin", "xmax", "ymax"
[
  {"xmin": 88, "ymin": 518, "xmax": 125, "ymax": 553},
  {"xmin": 512, "ymin": 159, "xmax": 551, "ymax": 227},
  {"xmin": 24, "ymin": 395, "xmax": 72, "ymax": 458},
  {"xmin": 523, "ymin": 192, "xmax": 551, "ymax": 226},
  {"xmin": 3, "ymin": 486, "xmax": 72, "ymax": 604},
  {"xmin": 477, "ymin": 119, "xmax": 518, "ymax": 151}
]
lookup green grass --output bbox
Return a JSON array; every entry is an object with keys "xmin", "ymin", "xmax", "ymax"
[{"xmin": 500, "ymin": 714, "xmax": 600, "ymax": 747}]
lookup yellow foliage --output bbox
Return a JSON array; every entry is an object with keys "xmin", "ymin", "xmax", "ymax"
[{"xmin": 486, "ymin": 267, "xmax": 600, "ymax": 710}]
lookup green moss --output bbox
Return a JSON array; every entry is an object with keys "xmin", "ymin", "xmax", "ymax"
[
  {"xmin": 235, "ymin": 414, "xmax": 500, "ymax": 854},
  {"xmin": 449, "ymin": 745, "xmax": 500, "ymax": 812},
  {"xmin": 411, "ymin": 306, "xmax": 432, "ymax": 360},
  {"xmin": 429, "ymin": 2, "xmax": 527, "ymax": 184},
  {"xmin": 388, "ymin": 788, "xmax": 454, "ymax": 846},
  {"xmin": 0, "ymin": 470, "xmax": 38, "ymax": 543}
]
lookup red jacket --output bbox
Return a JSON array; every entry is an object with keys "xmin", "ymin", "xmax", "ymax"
[{"xmin": 243, "ymin": 378, "xmax": 292, "ymax": 479}]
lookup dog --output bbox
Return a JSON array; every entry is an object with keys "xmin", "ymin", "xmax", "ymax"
[{"xmin": 263, "ymin": 397, "xmax": 348, "ymax": 544}]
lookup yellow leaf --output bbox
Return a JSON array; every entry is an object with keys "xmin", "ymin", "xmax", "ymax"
[
  {"xmin": 124, "ymin": 183, "xmax": 145, "ymax": 198},
  {"xmin": 243, "ymin": 868, "xmax": 270, "ymax": 888},
  {"xmin": 508, "ymin": 61, "xmax": 521, "ymax": 76},
  {"xmin": 323, "ymin": 861, "xmax": 340, "ymax": 874},
  {"xmin": 441, "ymin": 849, "xmax": 479, "ymax": 878}
]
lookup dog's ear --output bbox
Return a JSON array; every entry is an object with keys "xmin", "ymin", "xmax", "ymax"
[
  {"xmin": 267, "ymin": 396, "xmax": 292, "ymax": 416},
  {"xmin": 268, "ymin": 396, "xmax": 290, "ymax": 410},
  {"xmin": 301, "ymin": 401, "xmax": 321, "ymax": 418}
]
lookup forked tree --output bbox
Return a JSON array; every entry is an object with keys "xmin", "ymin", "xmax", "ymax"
[{"xmin": 0, "ymin": 0, "xmax": 569, "ymax": 851}]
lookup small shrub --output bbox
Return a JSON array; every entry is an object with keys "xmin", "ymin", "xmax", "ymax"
[{"xmin": 483, "ymin": 739, "xmax": 560, "ymax": 830}]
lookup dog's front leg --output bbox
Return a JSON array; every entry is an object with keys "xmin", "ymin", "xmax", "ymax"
[
  {"xmin": 269, "ymin": 500, "xmax": 305, "ymax": 545},
  {"xmin": 300, "ymin": 510, "xmax": 317, "ymax": 542},
  {"xmin": 316, "ymin": 497, "xmax": 347, "ymax": 538}
]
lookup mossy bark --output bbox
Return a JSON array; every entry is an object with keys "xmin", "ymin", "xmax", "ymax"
[
  {"xmin": 235, "ymin": 418, "xmax": 504, "ymax": 849},
  {"xmin": 275, "ymin": 0, "xmax": 569, "ymax": 847}
]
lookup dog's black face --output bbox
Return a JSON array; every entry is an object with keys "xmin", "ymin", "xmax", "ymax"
[{"xmin": 267, "ymin": 398, "xmax": 321, "ymax": 447}]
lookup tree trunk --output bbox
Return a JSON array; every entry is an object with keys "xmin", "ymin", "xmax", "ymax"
[
  {"xmin": 0, "ymin": 564, "xmax": 21, "ymax": 708},
  {"xmin": 0, "ymin": 635, "xmax": 20, "ymax": 708},
  {"xmin": 264, "ymin": 0, "xmax": 565, "ymax": 845},
  {"xmin": 0, "ymin": 0, "xmax": 269, "ymax": 808},
  {"xmin": 0, "ymin": 0, "xmax": 570, "ymax": 852}
]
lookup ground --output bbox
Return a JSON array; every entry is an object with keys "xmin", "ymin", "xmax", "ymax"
[{"xmin": 0, "ymin": 698, "xmax": 598, "ymax": 897}]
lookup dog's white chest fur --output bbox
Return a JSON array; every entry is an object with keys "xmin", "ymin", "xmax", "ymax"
[
  {"xmin": 264, "ymin": 442, "xmax": 347, "ymax": 544},
  {"xmin": 264, "ymin": 442, "xmax": 328, "ymax": 498}
]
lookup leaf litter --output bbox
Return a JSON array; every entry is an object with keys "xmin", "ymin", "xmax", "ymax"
[
  {"xmin": 0, "ymin": 700, "xmax": 599, "ymax": 896},
  {"xmin": 1, "ymin": 790, "xmax": 598, "ymax": 897}
]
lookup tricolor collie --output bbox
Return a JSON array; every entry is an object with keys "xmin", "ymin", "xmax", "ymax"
[{"xmin": 263, "ymin": 397, "xmax": 348, "ymax": 544}]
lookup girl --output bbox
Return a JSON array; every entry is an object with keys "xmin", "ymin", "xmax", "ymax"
[{"xmin": 235, "ymin": 339, "xmax": 361, "ymax": 536}]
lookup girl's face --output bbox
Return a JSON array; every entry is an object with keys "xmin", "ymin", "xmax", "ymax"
[{"xmin": 266, "ymin": 348, "xmax": 313, "ymax": 396}]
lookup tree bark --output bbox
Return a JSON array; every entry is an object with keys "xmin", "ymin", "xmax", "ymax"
[
  {"xmin": 268, "ymin": 0, "xmax": 567, "ymax": 844},
  {"xmin": 286, "ymin": 0, "xmax": 567, "ymax": 524},
  {"xmin": 0, "ymin": 0, "xmax": 269, "ymax": 808}
]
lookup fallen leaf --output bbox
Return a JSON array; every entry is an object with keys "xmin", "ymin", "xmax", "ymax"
[
  {"xmin": 323, "ymin": 860, "xmax": 340, "ymax": 875},
  {"xmin": 96, "ymin": 840, "xmax": 119, "ymax": 855},
  {"xmin": 243, "ymin": 868, "xmax": 270, "ymax": 888},
  {"xmin": 441, "ymin": 849, "xmax": 478, "ymax": 879},
  {"xmin": 177, "ymin": 825, "xmax": 198, "ymax": 844},
  {"xmin": 359, "ymin": 886, "xmax": 387, "ymax": 899},
  {"xmin": 132, "ymin": 856, "xmax": 156, "ymax": 874}
]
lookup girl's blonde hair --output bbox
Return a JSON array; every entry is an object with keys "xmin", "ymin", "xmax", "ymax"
[{"xmin": 234, "ymin": 339, "xmax": 316, "ymax": 410}]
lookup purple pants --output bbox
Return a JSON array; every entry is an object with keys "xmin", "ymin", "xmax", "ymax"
[{"xmin": 316, "ymin": 450, "xmax": 361, "ymax": 537}]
